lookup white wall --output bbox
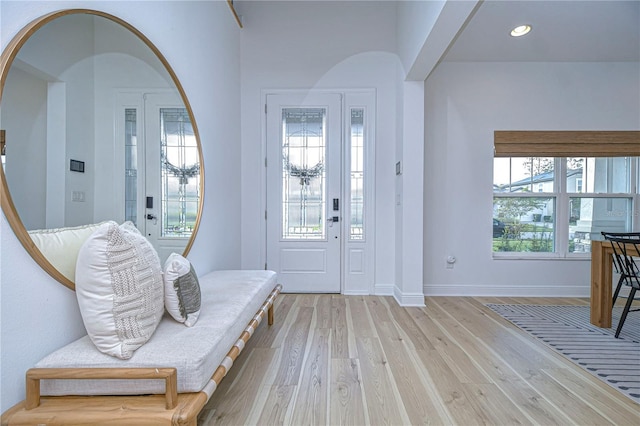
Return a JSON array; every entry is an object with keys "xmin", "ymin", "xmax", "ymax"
[
  {"xmin": 0, "ymin": 0, "xmax": 241, "ymax": 412},
  {"xmin": 238, "ymin": 1, "xmax": 399, "ymax": 292},
  {"xmin": 1, "ymin": 67, "xmax": 48, "ymax": 229},
  {"xmin": 424, "ymin": 61, "xmax": 640, "ymax": 296}
]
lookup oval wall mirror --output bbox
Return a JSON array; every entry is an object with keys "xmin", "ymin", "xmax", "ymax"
[{"xmin": 0, "ymin": 9, "xmax": 204, "ymax": 290}]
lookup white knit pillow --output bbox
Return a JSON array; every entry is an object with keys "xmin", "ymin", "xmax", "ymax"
[
  {"xmin": 163, "ymin": 253, "xmax": 201, "ymax": 327},
  {"xmin": 75, "ymin": 221, "xmax": 164, "ymax": 359}
]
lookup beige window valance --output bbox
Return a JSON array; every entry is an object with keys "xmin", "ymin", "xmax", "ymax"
[{"xmin": 494, "ymin": 131, "xmax": 640, "ymax": 157}]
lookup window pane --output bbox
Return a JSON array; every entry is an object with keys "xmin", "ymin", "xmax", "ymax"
[
  {"xmin": 568, "ymin": 157, "xmax": 631, "ymax": 193},
  {"xmin": 350, "ymin": 108, "xmax": 364, "ymax": 240},
  {"xmin": 569, "ymin": 197, "xmax": 633, "ymax": 253},
  {"xmin": 160, "ymin": 108, "xmax": 199, "ymax": 238},
  {"xmin": 282, "ymin": 108, "xmax": 326, "ymax": 239},
  {"xmin": 493, "ymin": 157, "xmax": 554, "ymax": 192},
  {"xmin": 124, "ymin": 108, "xmax": 137, "ymax": 226},
  {"xmin": 493, "ymin": 197, "xmax": 555, "ymax": 252}
]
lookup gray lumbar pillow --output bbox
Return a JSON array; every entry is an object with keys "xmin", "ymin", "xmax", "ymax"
[{"xmin": 163, "ymin": 253, "xmax": 201, "ymax": 326}]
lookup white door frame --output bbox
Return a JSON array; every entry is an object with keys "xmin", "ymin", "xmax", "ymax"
[{"xmin": 260, "ymin": 88, "xmax": 376, "ymax": 295}]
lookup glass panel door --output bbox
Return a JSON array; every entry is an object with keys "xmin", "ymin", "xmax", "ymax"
[
  {"xmin": 142, "ymin": 93, "xmax": 200, "ymax": 263},
  {"xmin": 266, "ymin": 93, "xmax": 342, "ymax": 293}
]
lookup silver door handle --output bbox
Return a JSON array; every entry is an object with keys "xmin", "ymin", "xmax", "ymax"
[
  {"xmin": 146, "ymin": 214, "xmax": 158, "ymax": 225},
  {"xmin": 327, "ymin": 216, "xmax": 339, "ymax": 222}
]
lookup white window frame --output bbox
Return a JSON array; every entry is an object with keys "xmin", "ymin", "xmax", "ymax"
[{"xmin": 493, "ymin": 157, "xmax": 639, "ymax": 259}]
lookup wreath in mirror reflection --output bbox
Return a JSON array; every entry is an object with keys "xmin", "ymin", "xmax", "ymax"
[{"xmin": 162, "ymin": 151, "xmax": 200, "ymax": 185}]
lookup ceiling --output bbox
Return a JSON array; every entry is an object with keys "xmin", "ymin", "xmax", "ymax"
[{"xmin": 442, "ymin": 0, "xmax": 640, "ymax": 62}]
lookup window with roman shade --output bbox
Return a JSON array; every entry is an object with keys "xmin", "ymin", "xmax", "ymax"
[{"xmin": 492, "ymin": 131, "xmax": 640, "ymax": 256}]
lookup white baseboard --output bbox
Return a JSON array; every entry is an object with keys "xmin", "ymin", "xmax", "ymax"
[
  {"xmin": 374, "ymin": 283, "xmax": 425, "ymax": 306},
  {"xmin": 393, "ymin": 286, "xmax": 426, "ymax": 307},
  {"xmin": 424, "ymin": 284, "xmax": 590, "ymax": 298},
  {"xmin": 374, "ymin": 283, "xmax": 394, "ymax": 296},
  {"xmin": 343, "ymin": 290, "xmax": 371, "ymax": 296},
  {"xmin": 371, "ymin": 282, "xmax": 590, "ymax": 303}
]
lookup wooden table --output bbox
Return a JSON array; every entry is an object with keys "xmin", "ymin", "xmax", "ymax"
[
  {"xmin": 590, "ymin": 240, "xmax": 639, "ymax": 327},
  {"xmin": 591, "ymin": 240, "xmax": 614, "ymax": 327}
]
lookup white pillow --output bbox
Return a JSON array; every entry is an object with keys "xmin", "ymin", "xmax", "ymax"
[
  {"xmin": 28, "ymin": 222, "xmax": 107, "ymax": 282},
  {"xmin": 163, "ymin": 253, "xmax": 201, "ymax": 327},
  {"xmin": 75, "ymin": 221, "xmax": 164, "ymax": 359}
]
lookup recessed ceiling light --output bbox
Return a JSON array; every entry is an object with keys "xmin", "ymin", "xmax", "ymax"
[{"xmin": 510, "ymin": 24, "xmax": 532, "ymax": 37}]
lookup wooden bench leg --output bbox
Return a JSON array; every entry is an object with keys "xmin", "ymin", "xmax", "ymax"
[{"xmin": 268, "ymin": 304, "xmax": 274, "ymax": 325}]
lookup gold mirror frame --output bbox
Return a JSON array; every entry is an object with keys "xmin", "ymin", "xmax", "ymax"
[{"xmin": 0, "ymin": 9, "xmax": 204, "ymax": 290}]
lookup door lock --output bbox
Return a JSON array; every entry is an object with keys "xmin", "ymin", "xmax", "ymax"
[{"xmin": 146, "ymin": 213, "xmax": 158, "ymax": 225}]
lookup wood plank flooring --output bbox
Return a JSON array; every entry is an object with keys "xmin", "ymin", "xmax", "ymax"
[{"xmin": 198, "ymin": 295, "xmax": 640, "ymax": 425}]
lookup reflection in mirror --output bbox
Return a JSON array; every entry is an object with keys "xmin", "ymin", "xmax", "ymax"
[{"xmin": 0, "ymin": 10, "xmax": 203, "ymax": 289}]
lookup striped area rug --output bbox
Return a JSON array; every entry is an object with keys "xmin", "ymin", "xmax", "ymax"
[{"xmin": 486, "ymin": 304, "xmax": 640, "ymax": 403}]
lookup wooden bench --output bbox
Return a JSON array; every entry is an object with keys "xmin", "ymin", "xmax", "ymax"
[{"xmin": 1, "ymin": 270, "xmax": 282, "ymax": 426}]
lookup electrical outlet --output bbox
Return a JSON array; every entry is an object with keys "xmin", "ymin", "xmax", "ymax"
[{"xmin": 446, "ymin": 255, "xmax": 456, "ymax": 269}]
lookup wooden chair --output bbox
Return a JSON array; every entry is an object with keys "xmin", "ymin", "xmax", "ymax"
[{"xmin": 604, "ymin": 235, "xmax": 640, "ymax": 338}]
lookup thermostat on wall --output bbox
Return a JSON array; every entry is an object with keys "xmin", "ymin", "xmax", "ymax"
[{"xmin": 70, "ymin": 159, "xmax": 85, "ymax": 173}]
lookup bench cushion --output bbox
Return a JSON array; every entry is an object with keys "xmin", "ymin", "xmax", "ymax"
[{"xmin": 36, "ymin": 270, "xmax": 277, "ymax": 396}]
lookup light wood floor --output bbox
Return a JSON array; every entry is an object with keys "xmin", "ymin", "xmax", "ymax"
[{"xmin": 198, "ymin": 295, "xmax": 640, "ymax": 425}]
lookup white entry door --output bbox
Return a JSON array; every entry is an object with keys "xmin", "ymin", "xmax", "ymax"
[
  {"xmin": 143, "ymin": 93, "xmax": 199, "ymax": 262},
  {"xmin": 118, "ymin": 92, "xmax": 199, "ymax": 264},
  {"xmin": 266, "ymin": 93, "xmax": 342, "ymax": 293}
]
